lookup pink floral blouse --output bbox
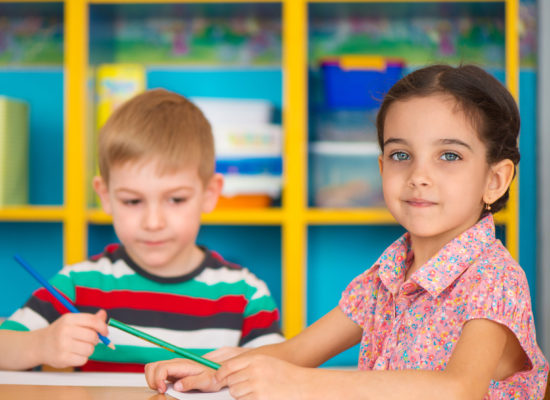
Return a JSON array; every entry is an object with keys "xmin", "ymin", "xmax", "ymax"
[{"xmin": 340, "ymin": 214, "xmax": 548, "ymax": 399}]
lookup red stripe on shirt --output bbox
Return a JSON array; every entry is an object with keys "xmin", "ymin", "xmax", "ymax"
[
  {"xmin": 242, "ymin": 309, "xmax": 279, "ymax": 338},
  {"xmin": 79, "ymin": 359, "xmax": 144, "ymax": 373},
  {"xmin": 74, "ymin": 287, "xmax": 248, "ymax": 316},
  {"xmin": 34, "ymin": 288, "xmax": 72, "ymax": 315}
]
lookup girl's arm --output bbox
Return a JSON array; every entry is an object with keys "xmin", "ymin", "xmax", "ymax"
[
  {"xmin": 217, "ymin": 312, "xmax": 510, "ymax": 400},
  {"xmin": 145, "ymin": 307, "xmax": 363, "ymax": 393}
]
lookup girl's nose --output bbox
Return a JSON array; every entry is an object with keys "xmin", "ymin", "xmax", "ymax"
[{"xmin": 407, "ymin": 161, "xmax": 431, "ymax": 188}]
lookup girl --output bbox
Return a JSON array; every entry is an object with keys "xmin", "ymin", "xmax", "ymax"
[{"xmin": 144, "ymin": 65, "xmax": 548, "ymax": 399}]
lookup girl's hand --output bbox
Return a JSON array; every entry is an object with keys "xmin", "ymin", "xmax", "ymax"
[
  {"xmin": 145, "ymin": 358, "xmax": 224, "ymax": 394},
  {"xmin": 216, "ymin": 354, "xmax": 312, "ymax": 400},
  {"xmin": 204, "ymin": 346, "xmax": 250, "ymax": 363},
  {"xmin": 38, "ymin": 309, "xmax": 108, "ymax": 368}
]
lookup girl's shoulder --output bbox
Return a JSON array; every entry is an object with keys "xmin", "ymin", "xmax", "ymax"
[{"xmin": 472, "ymin": 239, "xmax": 527, "ymax": 283}]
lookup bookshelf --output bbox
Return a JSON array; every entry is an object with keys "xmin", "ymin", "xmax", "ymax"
[{"xmin": 0, "ymin": 0, "xmax": 519, "ymax": 351}]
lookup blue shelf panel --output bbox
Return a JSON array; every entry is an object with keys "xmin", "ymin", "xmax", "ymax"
[
  {"xmin": 0, "ymin": 222, "xmax": 63, "ymax": 317},
  {"xmin": 0, "ymin": 70, "xmax": 64, "ymax": 206}
]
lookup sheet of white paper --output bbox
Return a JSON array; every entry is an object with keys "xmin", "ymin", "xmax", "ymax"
[
  {"xmin": 165, "ymin": 384, "xmax": 234, "ymax": 400},
  {"xmin": 0, "ymin": 371, "xmax": 147, "ymax": 387}
]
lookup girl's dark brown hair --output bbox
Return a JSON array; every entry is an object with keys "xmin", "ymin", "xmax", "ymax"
[{"xmin": 376, "ymin": 64, "xmax": 520, "ymax": 214}]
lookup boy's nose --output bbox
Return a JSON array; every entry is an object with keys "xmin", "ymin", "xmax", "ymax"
[{"xmin": 143, "ymin": 205, "xmax": 165, "ymax": 230}]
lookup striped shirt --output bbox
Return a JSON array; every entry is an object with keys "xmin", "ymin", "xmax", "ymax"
[{"xmin": 0, "ymin": 244, "xmax": 283, "ymax": 372}]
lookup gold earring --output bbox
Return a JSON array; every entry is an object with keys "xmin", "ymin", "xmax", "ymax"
[{"xmin": 485, "ymin": 203, "xmax": 492, "ymax": 211}]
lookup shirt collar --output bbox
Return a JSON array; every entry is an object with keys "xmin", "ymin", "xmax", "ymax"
[{"xmin": 376, "ymin": 214, "xmax": 497, "ymax": 298}]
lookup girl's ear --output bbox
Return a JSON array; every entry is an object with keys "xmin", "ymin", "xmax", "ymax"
[
  {"xmin": 378, "ymin": 154, "xmax": 384, "ymax": 175},
  {"xmin": 483, "ymin": 159, "xmax": 515, "ymax": 206},
  {"xmin": 92, "ymin": 176, "xmax": 112, "ymax": 215},
  {"xmin": 202, "ymin": 173, "xmax": 224, "ymax": 213}
]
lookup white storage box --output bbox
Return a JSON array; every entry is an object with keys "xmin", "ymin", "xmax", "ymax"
[{"xmin": 310, "ymin": 141, "xmax": 384, "ymax": 208}]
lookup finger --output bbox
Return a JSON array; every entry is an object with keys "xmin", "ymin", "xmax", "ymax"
[
  {"xmin": 216, "ymin": 356, "xmax": 250, "ymax": 383},
  {"xmin": 228, "ymin": 380, "xmax": 253, "ymax": 400},
  {"xmin": 68, "ymin": 339, "xmax": 97, "ymax": 358},
  {"xmin": 68, "ymin": 312, "xmax": 109, "ymax": 336},
  {"xmin": 175, "ymin": 372, "xmax": 219, "ymax": 392},
  {"xmin": 205, "ymin": 347, "xmax": 248, "ymax": 363},
  {"xmin": 144, "ymin": 362, "xmax": 158, "ymax": 390}
]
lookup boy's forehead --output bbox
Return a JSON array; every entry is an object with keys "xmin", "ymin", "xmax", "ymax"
[{"xmin": 108, "ymin": 158, "xmax": 202, "ymax": 184}]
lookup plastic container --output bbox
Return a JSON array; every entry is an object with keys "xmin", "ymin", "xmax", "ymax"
[
  {"xmin": 310, "ymin": 141, "xmax": 384, "ymax": 208},
  {"xmin": 190, "ymin": 97, "xmax": 273, "ymax": 125},
  {"xmin": 314, "ymin": 109, "xmax": 378, "ymax": 142},
  {"xmin": 321, "ymin": 56, "xmax": 405, "ymax": 110}
]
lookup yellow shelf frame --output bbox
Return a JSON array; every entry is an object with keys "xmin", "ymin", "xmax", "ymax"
[{"xmin": 0, "ymin": 0, "xmax": 517, "ymax": 337}]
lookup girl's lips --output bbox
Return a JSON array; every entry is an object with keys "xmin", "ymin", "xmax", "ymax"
[{"xmin": 406, "ymin": 199, "xmax": 436, "ymax": 207}]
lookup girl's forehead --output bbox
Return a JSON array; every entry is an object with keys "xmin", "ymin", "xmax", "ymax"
[{"xmin": 383, "ymin": 95, "xmax": 483, "ymax": 147}]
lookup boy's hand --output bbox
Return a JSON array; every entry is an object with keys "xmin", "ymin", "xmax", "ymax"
[
  {"xmin": 145, "ymin": 358, "xmax": 224, "ymax": 394},
  {"xmin": 216, "ymin": 354, "xmax": 311, "ymax": 400},
  {"xmin": 38, "ymin": 309, "xmax": 109, "ymax": 368}
]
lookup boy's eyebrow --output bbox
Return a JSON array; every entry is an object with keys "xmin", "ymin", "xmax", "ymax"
[{"xmin": 114, "ymin": 186, "xmax": 194, "ymax": 195}]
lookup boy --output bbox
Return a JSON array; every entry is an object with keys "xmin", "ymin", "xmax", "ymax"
[{"xmin": 0, "ymin": 89, "xmax": 283, "ymax": 372}]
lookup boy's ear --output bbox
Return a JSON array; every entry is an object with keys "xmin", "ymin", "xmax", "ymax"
[
  {"xmin": 483, "ymin": 159, "xmax": 515, "ymax": 206},
  {"xmin": 92, "ymin": 176, "xmax": 112, "ymax": 215},
  {"xmin": 202, "ymin": 173, "xmax": 224, "ymax": 213}
]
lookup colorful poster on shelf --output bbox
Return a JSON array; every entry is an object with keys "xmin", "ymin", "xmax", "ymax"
[
  {"xmin": 96, "ymin": 64, "xmax": 146, "ymax": 129},
  {"xmin": 91, "ymin": 64, "xmax": 146, "ymax": 206}
]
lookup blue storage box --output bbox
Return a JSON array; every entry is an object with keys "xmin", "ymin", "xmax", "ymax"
[{"xmin": 321, "ymin": 56, "xmax": 405, "ymax": 109}]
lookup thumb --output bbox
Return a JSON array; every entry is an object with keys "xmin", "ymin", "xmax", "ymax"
[
  {"xmin": 95, "ymin": 309, "xmax": 108, "ymax": 322},
  {"xmin": 175, "ymin": 372, "xmax": 223, "ymax": 393}
]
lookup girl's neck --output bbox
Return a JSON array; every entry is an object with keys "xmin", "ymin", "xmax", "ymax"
[
  {"xmin": 404, "ymin": 214, "xmax": 484, "ymax": 280},
  {"xmin": 405, "ymin": 231, "xmax": 463, "ymax": 280}
]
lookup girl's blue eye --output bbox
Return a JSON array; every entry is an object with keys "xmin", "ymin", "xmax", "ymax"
[
  {"xmin": 441, "ymin": 152, "xmax": 461, "ymax": 161},
  {"xmin": 390, "ymin": 151, "xmax": 410, "ymax": 161}
]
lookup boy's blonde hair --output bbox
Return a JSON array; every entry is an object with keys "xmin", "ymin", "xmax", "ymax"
[{"xmin": 97, "ymin": 88, "xmax": 215, "ymax": 185}]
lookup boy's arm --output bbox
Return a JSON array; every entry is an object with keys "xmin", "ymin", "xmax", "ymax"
[
  {"xmin": 0, "ymin": 310, "xmax": 109, "ymax": 370},
  {"xmin": 0, "ymin": 329, "xmax": 45, "ymax": 370},
  {"xmin": 218, "ymin": 317, "xmax": 510, "ymax": 400}
]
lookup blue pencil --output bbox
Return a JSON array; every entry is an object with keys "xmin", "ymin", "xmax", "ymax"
[{"xmin": 14, "ymin": 254, "xmax": 115, "ymax": 350}]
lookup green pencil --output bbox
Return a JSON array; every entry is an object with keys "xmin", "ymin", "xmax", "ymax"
[{"xmin": 108, "ymin": 318, "xmax": 221, "ymax": 370}]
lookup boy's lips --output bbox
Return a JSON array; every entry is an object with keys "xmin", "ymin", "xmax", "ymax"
[{"xmin": 142, "ymin": 239, "xmax": 169, "ymax": 246}]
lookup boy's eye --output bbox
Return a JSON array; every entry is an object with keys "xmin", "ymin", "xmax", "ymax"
[
  {"xmin": 440, "ymin": 152, "xmax": 461, "ymax": 161},
  {"xmin": 390, "ymin": 151, "xmax": 410, "ymax": 161},
  {"xmin": 122, "ymin": 199, "xmax": 141, "ymax": 206},
  {"xmin": 170, "ymin": 197, "xmax": 187, "ymax": 204}
]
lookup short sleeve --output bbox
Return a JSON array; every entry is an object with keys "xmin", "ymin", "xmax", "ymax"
[
  {"xmin": 238, "ymin": 269, "xmax": 283, "ymax": 347},
  {"xmin": 465, "ymin": 263, "xmax": 540, "ymax": 371},
  {"xmin": 339, "ymin": 266, "xmax": 378, "ymax": 328}
]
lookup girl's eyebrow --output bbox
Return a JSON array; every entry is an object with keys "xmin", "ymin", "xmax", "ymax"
[
  {"xmin": 383, "ymin": 137, "xmax": 407, "ymax": 147},
  {"xmin": 437, "ymin": 138, "xmax": 473, "ymax": 150}
]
